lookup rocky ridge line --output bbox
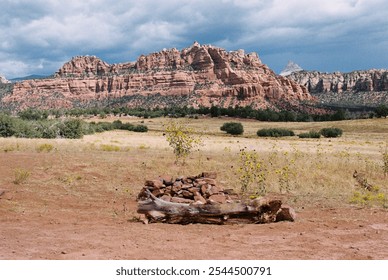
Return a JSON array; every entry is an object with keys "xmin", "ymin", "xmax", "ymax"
[
  {"xmin": 287, "ymin": 69, "xmax": 388, "ymax": 107},
  {"xmin": 1, "ymin": 42, "xmax": 313, "ymax": 111},
  {"xmin": 288, "ymin": 69, "xmax": 388, "ymax": 93}
]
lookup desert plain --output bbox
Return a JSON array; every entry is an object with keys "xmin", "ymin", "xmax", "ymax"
[{"xmin": 0, "ymin": 116, "xmax": 387, "ymax": 259}]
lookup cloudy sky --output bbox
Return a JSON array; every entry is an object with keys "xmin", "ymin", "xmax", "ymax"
[{"xmin": 1, "ymin": 0, "xmax": 388, "ymax": 78}]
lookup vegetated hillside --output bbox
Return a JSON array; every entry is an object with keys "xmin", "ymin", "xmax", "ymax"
[
  {"xmin": 0, "ymin": 42, "xmax": 314, "ymax": 112},
  {"xmin": 287, "ymin": 69, "xmax": 388, "ymax": 109}
]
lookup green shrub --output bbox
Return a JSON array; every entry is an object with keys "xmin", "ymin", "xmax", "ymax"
[
  {"xmin": 220, "ymin": 122, "xmax": 244, "ymax": 135},
  {"xmin": 18, "ymin": 108, "xmax": 48, "ymax": 120},
  {"xmin": 92, "ymin": 122, "xmax": 114, "ymax": 132},
  {"xmin": 112, "ymin": 120, "xmax": 123, "ymax": 129},
  {"xmin": 298, "ymin": 130, "xmax": 321, "ymax": 139},
  {"xmin": 120, "ymin": 123, "xmax": 135, "ymax": 131},
  {"xmin": 36, "ymin": 121, "xmax": 60, "ymax": 139},
  {"xmin": 59, "ymin": 119, "xmax": 84, "ymax": 139},
  {"xmin": 375, "ymin": 104, "xmax": 388, "ymax": 118},
  {"xmin": 133, "ymin": 124, "xmax": 148, "ymax": 132},
  {"xmin": 0, "ymin": 114, "xmax": 15, "ymax": 137},
  {"xmin": 320, "ymin": 127, "xmax": 343, "ymax": 138},
  {"xmin": 257, "ymin": 128, "xmax": 295, "ymax": 137},
  {"xmin": 12, "ymin": 120, "xmax": 43, "ymax": 138}
]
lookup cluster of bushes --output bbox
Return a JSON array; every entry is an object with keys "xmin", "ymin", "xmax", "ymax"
[
  {"xmin": 18, "ymin": 108, "xmax": 49, "ymax": 121},
  {"xmin": 209, "ymin": 105, "xmax": 348, "ymax": 122},
  {"xmin": 257, "ymin": 128, "xmax": 295, "ymax": 137},
  {"xmin": 299, "ymin": 128, "xmax": 343, "ymax": 138},
  {"xmin": 0, "ymin": 115, "xmax": 89, "ymax": 139},
  {"xmin": 0, "ymin": 114, "xmax": 148, "ymax": 139},
  {"xmin": 89, "ymin": 120, "xmax": 148, "ymax": 133},
  {"xmin": 219, "ymin": 121, "xmax": 343, "ymax": 139},
  {"xmin": 4, "ymin": 103, "xmax": 387, "ymax": 124},
  {"xmin": 374, "ymin": 104, "xmax": 388, "ymax": 118},
  {"xmin": 22, "ymin": 105, "xmax": 350, "ymax": 122}
]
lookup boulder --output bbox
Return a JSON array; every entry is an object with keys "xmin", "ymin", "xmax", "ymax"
[
  {"xmin": 208, "ymin": 194, "xmax": 227, "ymax": 204},
  {"xmin": 276, "ymin": 205, "xmax": 297, "ymax": 222},
  {"xmin": 145, "ymin": 179, "xmax": 164, "ymax": 189}
]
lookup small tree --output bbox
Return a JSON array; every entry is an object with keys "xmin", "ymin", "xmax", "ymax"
[
  {"xmin": 220, "ymin": 122, "xmax": 244, "ymax": 135},
  {"xmin": 164, "ymin": 120, "xmax": 202, "ymax": 164}
]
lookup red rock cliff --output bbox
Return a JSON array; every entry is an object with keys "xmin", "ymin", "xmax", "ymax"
[{"xmin": 3, "ymin": 42, "xmax": 314, "ymax": 111}]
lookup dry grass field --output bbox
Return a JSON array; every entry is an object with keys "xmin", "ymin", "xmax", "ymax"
[{"xmin": 0, "ymin": 116, "xmax": 387, "ymax": 259}]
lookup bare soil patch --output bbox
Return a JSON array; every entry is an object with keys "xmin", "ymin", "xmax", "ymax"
[
  {"xmin": 1, "ymin": 118, "xmax": 387, "ymax": 260},
  {"xmin": 1, "ymin": 150, "xmax": 387, "ymax": 260}
]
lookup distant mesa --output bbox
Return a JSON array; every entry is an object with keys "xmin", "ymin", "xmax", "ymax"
[
  {"xmin": 0, "ymin": 42, "xmax": 313, "ymax": 112},
  {"xmin": 279, "ymin": 61, "xmax": 303, "ymax": 77}
]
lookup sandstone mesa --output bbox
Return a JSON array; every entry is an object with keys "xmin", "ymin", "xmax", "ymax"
[{"xmin": 1, "ymin": 42, "xmax": 312, "ymax": 111}]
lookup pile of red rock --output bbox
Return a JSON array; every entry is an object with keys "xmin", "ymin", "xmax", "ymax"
[
  {"xmin": 137, "ymin": 172, "xmax": 296, "ymax": 224},
  {"xmin": 137, "ymin": 172, "xmax": 236, "ymax": 205}
]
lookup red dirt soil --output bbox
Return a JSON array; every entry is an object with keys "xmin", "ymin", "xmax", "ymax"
[{"xmin": 1, "ymin": 153, "xmax": 388, "ymax": 260}]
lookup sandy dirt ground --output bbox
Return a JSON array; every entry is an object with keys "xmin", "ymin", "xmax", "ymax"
[
  {"xmin": 1, "ymin": 165, "xmax": 387, "ymax": 260},
  {"xmin": 1, "ymin": 198, "xmax": 388, "ymax": 260},
  {"xmin": 0, "ymin": 127, "xmax": 387, "ymax": 260}
]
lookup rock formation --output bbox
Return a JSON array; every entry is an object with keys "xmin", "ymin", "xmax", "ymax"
[
  {"xmin": 279, "ymin": 61, "xmax": 303, "ymax": 77},
  {"xmin": 0, "ymin": 75, "xmax": 10, "ymax": 84},
  {"xmin": 287, "ymin": 69, "xmax": 388, "ymax": 107},
  {"xmin": 288, "ymin": 69, "xmax": 388, "ymax": 93},
  {"xmin": 1, "ymin": 42, "xmax": 313, "ymax": 111}
]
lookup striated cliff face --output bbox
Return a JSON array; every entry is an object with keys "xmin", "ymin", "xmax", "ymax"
[
  {"xmin": 288, "ymin": 70, "xmax": 388, "ymax": 93},
  {"xmin": 287, "ymin": 69, "xmax": 388, "ymax": 107},
  {"xmin": 2, "ymin": 42, "xmax": 313, "ymax": 111}
]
